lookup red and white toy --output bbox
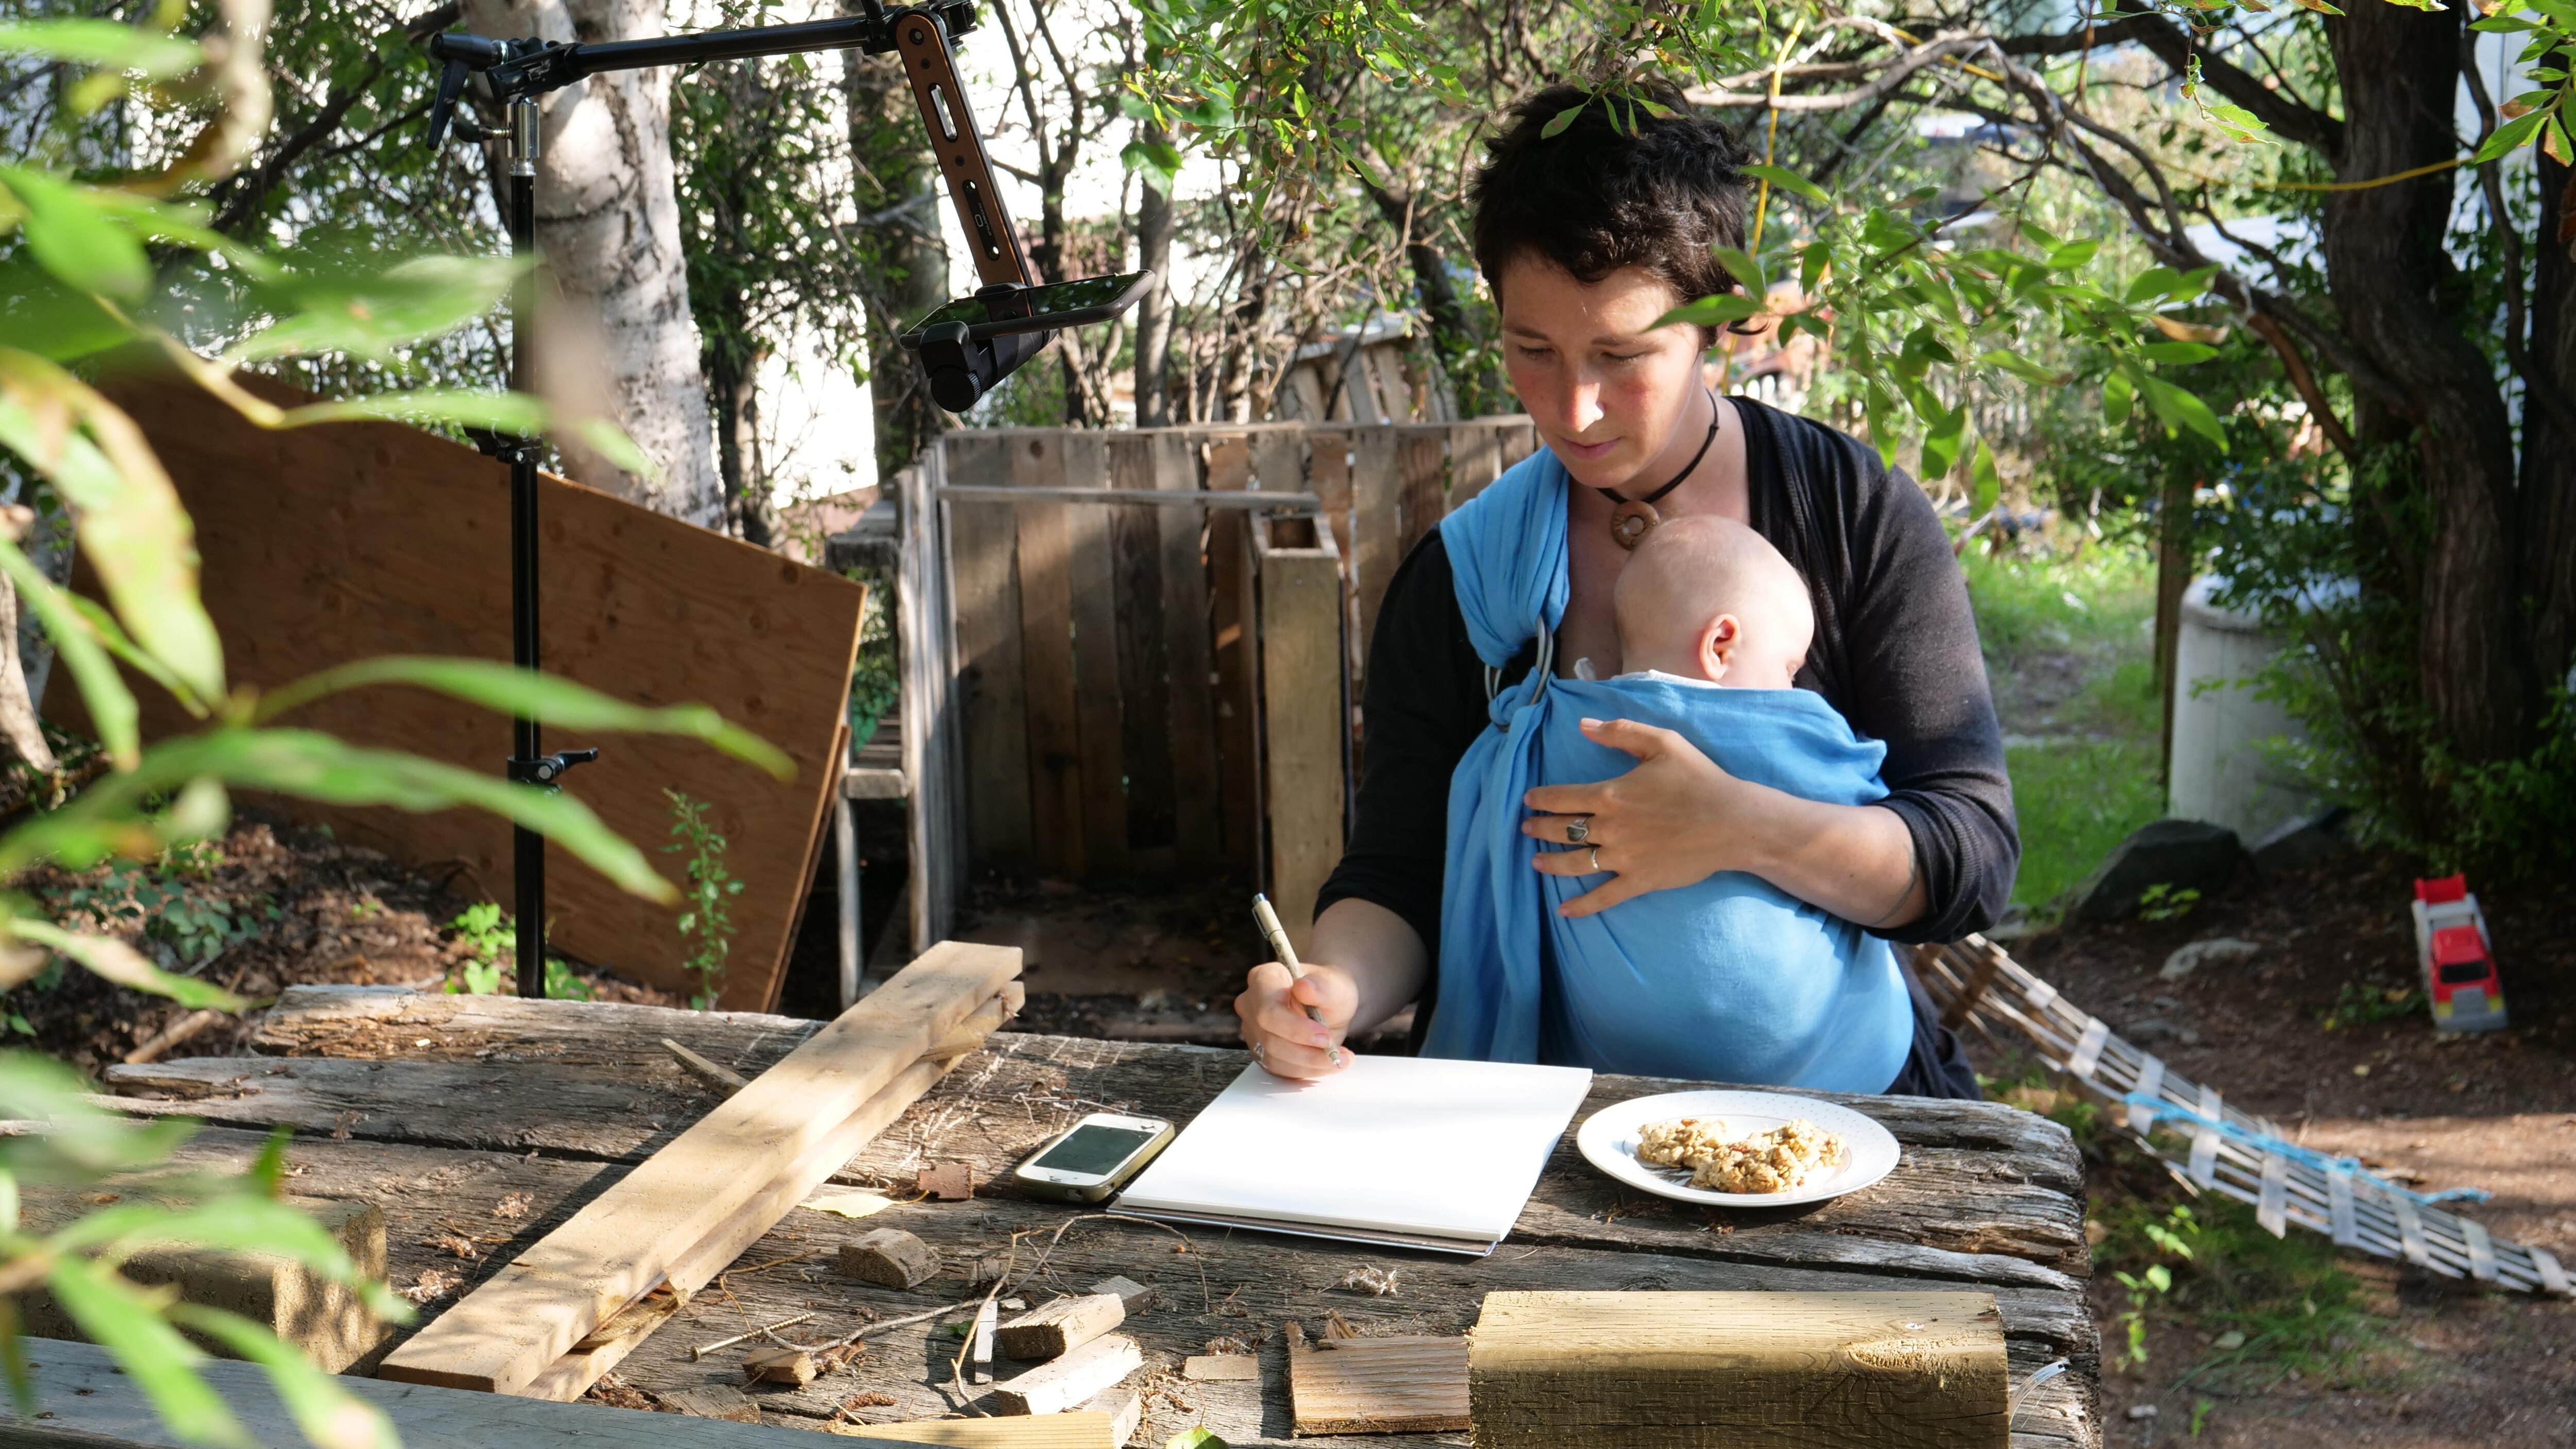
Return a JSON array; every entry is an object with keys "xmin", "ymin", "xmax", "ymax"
[{"xmin": 2411, "ymin": 875, "xmax": 2508, "ymax": 1034}]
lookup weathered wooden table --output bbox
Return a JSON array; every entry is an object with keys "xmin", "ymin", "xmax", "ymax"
[{"xmin": 107, "ymin": 986, "xmax": 2100, "ymax": 1447}]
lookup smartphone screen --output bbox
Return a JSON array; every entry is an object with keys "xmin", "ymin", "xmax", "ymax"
[
  {"xmin": 1031, "ymin": 1122, "xmax": 1163, "ymax": 1178},
  {"xmin": 902, "ymin": 271, "xmax": 1153, "ymax": 342}
]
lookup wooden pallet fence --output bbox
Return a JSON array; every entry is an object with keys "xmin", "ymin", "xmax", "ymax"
[
  {"xmin": 1917, "ymin": 935, "xmax": 2571, "ymax": 1297},
  {"xmin": 902, "ymin": 419, "xmax": 1532, "ymax": 952}
]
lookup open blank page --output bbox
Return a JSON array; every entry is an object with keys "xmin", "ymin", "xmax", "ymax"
[{"xmin": 1115, "ymin": 1054, "xmax": 1594, "ymax": 1245}]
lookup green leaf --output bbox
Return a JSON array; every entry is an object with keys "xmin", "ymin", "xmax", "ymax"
[
  {"xmin": 1165, "ymin": 1431, "xmax": 1230, "ymax": 1449},
  {"xmin": 568, "ymin": 415, "xmax": 656, "ymax": 479},
  {"xmin": 2103, "ymin": 371, "xmax": 2134, "ymax": 426},
  {"xmin": 2046, "ymin": 240, "xmax": 2099, "ymax": 273},
  {"xmin": 0, "ymin": 20, "xmax": 203, "ymax": 77},
  {"xmin": 1120, "ymin": 138, "xmax": 1184, "ymax": 195},
  {"xmin": 1919, "ymin": 404, "xmax": 1968, "ymax": 480},
  {"xmin": 45, "ymin": 1260, "xmax": 249, "ymax": 1448},
  {"xmin": 1975, "ymin": 349, "xmax": 2064, "ymax": 386},
  {"xmin": 1971, "ymin": 440, "xmax": 2001, "ymax": 519},
  {"xmin": 4, "ymin": 918, "xmax": 246, "ymax": 1011},
  {"xmin": 170, "ymin": 1306, "xmax": 399, "ymax": 1449},
  {"xmin": 2139, "ymin": 340, "xmax": 2219, "ymax": 365},
  {"xmin": 2473, "ymin": 110, "xmax": 2547, "ymax": 165},
  {"xmin": 1709, "ymin": 246, "xmax": 1766, "ymax": 297},
  {"xmin": 1740, "ymin": 161, "xmax": 1828, "ymax": 206},
  {"xmin": 0, "ymin": 728, "xmax": 677, "ymax": 902},
  {"xmin": 2141, "ymin": 374, "xmax": 2227, "ymax": 448},
  {"xmin": 1539, "ymin": 101, "xmax": 1586, "ymax": 139},
  {"xmin": 52, "ymin": 1196, "xmax": 407, "ymax": 1322},
  {"xmin": 0, "ymin": 535, "xmax": 137, "ymax": 767},
  {"xmin": 0, "ymin": 351, "xmax": 226, "ymax": 707},
  {"xmin": 2125, "ymin": 267, "xmax": 2183, "ymax": 305},
  {"xmin": 0, "ymin": 168, "xmax": 149, "ymax": 301},
  {"xmin": 254, "ymin": 657, "xmax": 794, "ymax": 779},
  {"xmin": 1652, "ymin": 293, "xmax": 1764, "ymax": 330},
  {"xmin": 278, "ymin": 388, "xmax": 545, "ymax": 436},
  {"xmin": 232, "ymin": 256, "xmax": 525, "ymax": 365},
  {"xmin": 1800, "ymin": 242, "xmax": 1831, "ymax": 295}
]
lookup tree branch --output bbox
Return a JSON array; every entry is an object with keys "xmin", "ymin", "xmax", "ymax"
[{"xmin": 1998, "ymin": 4, "xmax": 2342, "ymax": 158}]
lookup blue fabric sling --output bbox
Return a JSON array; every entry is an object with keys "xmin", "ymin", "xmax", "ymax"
[{"xmin": 1418, "ymin": 448, "xmax": 1912, "ymax": 1092}]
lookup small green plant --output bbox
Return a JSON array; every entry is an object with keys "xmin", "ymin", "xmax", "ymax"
[
  {"xmin": 2137, "ymin": 883, "xmax": 2201, "ymax": 921},
  {"xmin": 348, "ymin": 898, "xmax": 383, "ymax": 920},
  {"xmin": 2112, "ymin": 1262, "xmax": 2173, "ymax": 1367},
  {"xmin": 2319, "ymin": 980, "xmax": 2424, "ymax": 1032},
  {"xmin": 56, "ymin": 858, "xmax": 280, "ymax": 974},
  {"xmin": 664, "ymin": 791, "xmax": 743, "ymax": 1010},
  {"xmin": 2189, "ymin": 1397, "xmax": 2213, "ymax": 1436},
  {"xmin": 443, "ymin": 904, "xmax": 590, "ymax": 1000}
]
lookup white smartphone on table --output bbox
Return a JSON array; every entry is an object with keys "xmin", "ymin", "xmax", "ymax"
[{"xmin": 1011, "ymin": 1112, "xmax": 1176, "ymax": 1204}]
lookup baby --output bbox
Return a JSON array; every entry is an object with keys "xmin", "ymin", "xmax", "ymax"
[{"xmin": 1531, "ymin": 513, "xmax": 1911, "ymax": 1092}]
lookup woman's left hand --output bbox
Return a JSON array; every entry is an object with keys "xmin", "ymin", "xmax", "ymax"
[{"xmin": 1520, "ymin": 716, "xmax": 1771, "ymax": 917}]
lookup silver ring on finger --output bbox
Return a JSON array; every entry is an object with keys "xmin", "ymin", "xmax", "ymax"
[
  {"xmin": 1566, "ymin": 815, "xmax": 1591, "ymax": 846},
  {"xmin": 1589, "ymin": 846, "xmax": 1602, "ymax": 872},
  {"xmin": 1251, "ymin": 1039, "xmax": 1268, "ymax": 1065}
]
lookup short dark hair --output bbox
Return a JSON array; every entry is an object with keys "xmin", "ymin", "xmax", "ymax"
[{"xmin": 1469, "ymin": 84, "xmax": 1753, "ymax": 317}]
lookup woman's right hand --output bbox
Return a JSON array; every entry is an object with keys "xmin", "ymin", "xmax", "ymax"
[{"xmin": 1233, "ymin": 959, "xmax": 1358, "ymax": 1079}]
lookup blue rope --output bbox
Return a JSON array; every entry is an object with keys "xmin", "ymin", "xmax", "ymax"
[{"xmin": 2117, "ymin": 1093, "xmax": 2492, "ymax": 1207}]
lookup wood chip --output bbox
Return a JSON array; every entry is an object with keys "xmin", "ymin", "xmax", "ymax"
[
  {"xmin": 1183, "ymin": 1354, "xmax": 1260, "ymax": 1382},
  {"xmin": 425, "ymin": 1232, "xmax": 480, "ymax": 1260},
  {"xmin": 1086, "ymin": 1275, "xmax": 1155, "ymax": 1313},
  {"xmin": 996, "ymin": 1293, "xmax": 1125, "ymax": 1361},
  {"xmin": 838, "ymin": 1228, "xmax": 941, "ymax": 1290},
  {"xmin": 989, "ymin": 1334, "xmax": 1143, "ymax": 1415},
  {"xmin": 917, "ymin": 1162, "xmax": 976, "ymax": 1201},
  {"xmin": 1285, "ymin": 1321, "xmax": 1468, "ymax": 1435},
  {"xmin": 1079, "ymin": 1386, "xmax": 1143, "ymax": 1445},
  {"xmin": 741, "ymin": 1346, "xmax": 817, "ymax": 1387},
  {"xmin": 491, "ymin": 1191, "xmax": 532, "ymax": 1221},
  {"xmin": 399, "ymin": 1268, "xmax": 459, "ymax": 1305},
  {"xmin": 663, "ymin": 1384, "xmax": 762, "ymax": 1422}
]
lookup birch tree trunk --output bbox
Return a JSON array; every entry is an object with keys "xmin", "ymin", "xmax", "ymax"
[
  {"xmin": 463, "ymin": 0, "xmax": 722, "ymax": 527},
  {"xmin": 1132, "ymin": 153, "xmax": 1175, "ymax": 427}
]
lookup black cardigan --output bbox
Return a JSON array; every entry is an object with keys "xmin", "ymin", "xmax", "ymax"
[{"xmin": 1316, "ymin": 398, "xmax": 2020, "ymax": 982}]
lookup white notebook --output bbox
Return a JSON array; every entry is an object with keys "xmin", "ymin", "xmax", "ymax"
[{"xmin": 1114, "ymin": 1054, "xmax": 1594, "ymax": 1256}]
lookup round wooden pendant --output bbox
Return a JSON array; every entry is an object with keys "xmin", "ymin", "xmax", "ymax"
[{"xmin": 1609, "ymin": 500, "xmax": 1661, "ymax": 550}]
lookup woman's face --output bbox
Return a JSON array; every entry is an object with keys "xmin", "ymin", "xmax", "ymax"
[{"xmin": 1497, "ymin": 256, "xmax": 1708, "ymax": 490}]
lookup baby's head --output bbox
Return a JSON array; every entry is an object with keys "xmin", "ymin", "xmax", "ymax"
[{"xmin": 1612, "ymin": 515, "xmax": 1814, "ymax": 689}]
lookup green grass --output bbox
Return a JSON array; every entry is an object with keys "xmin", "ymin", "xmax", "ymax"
[{"xmin": 1962, "ymin": 538, "xmax": 2163, "ymax": 912}]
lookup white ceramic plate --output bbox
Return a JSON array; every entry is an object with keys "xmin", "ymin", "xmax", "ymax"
[{"xmin": 1577, "ymin": 1089, "xmax": 1902, "ymax": 1208}]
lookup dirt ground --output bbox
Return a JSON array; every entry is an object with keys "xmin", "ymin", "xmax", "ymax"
[{"xmin": 1989, "ymin": 851, "xmax": 2576, "ymax": 1447}]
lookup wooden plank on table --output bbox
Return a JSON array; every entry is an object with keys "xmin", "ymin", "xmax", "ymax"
[
  {"xmin": 1467, "ymin": 1290, "xmax": 2008, "ymax": 1449},
  {"xmin": 7, "ymin": 1335, "xmax": 819, "ymax": 1449},
  {"xmin": 1253, "ymin": 516, "xmax": 1346, "ymax": 950},
  {"xmin": 1058, "ymin": 432, "xmax": 1129, "ymax": 878},
  {"xmin": 942, "ymin": 434, "xmax": 1032, "ymax": 875},
  {"xmin": 76, "ymin": 370, "xmax": 863, "ymax": 1011},
  {"xmin": 1149, "ymin": 432, "xmax": 1222, "ymax": 869},
  {"xmin": 1286, "ymin": 1323, "xmax": 1470, "ymax": 1435},
  {"xmin": 377, "ymin": 942, "xmax": 1022, "ymax": 1395},
  {"xmin": 1347, "ymin": 425, "xmax": 1402, "ymax": 676},
  {"xmin": 1448, "ymin": 422, "xmax": 1504, "ymax": 509},
  {"xmin": 1203, "ymin": 435, "xmax": 1262, "ymax": 872},
  {"xmin": 1010, "ymin": 433, "xmax": 1085, "ymax": 880},
  {"xmin": 1108, "ymin": 435, "xmax": 1176, "ymax": 858},
  {"xmin": 1396, "ymin": 427, "xmax": 1448, "ymax": 558}
]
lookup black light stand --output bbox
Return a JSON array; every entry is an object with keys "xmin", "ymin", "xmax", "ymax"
[{"xmin": 422, "ymin": 2, "xmax": 1099, "ymax": 998}]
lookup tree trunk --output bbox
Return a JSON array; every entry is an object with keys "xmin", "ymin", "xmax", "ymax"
[
  {"xmin": 1359, "ymin": 172, "xmax": 1477, "ymax": 405},
  {"xmin": 462, "ymin": 0, "xmax": 723, "ymax": 527},
  {"xmin": 842, "ymin": 43, "xmax": 950, "ymax": 484},
  {"xmin": 2523, "ymin": 156, "xmax": 2576, "ymax": 702},
  {"xmin": 2322, "ymin": 4, "xmax": 2528, "ymax": 761},
  {"xmin": 0, "ymin": 574, "xmax": 55, "ymax": 773},
  {"xmin": 2153, "ymin": 470, "xmax": 2192, "ymax": 789},
  {"xmin": 705, "ymin": 300, "xmax": 774, "ymax": 549},
  {"xmin": 1132, "ymin": 135, "xmax": 1176, "ymax": 428}
]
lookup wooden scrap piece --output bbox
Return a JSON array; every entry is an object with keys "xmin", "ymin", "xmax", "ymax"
[
  {"xmin": 1467, "ymin": 1290, "xmax": 2007, "ymax": 1449},
  {"xmin": 664, "ymin": 1036, "xmax": 750, "ymax": 1092},
  {"xmin": 989, "ymin": 1333, "xmax": 1142, "ymax": 1416},
  {"xmin": 1086, "ymin": 1275, "xmax": 1155, "ymax": 1313},
  {"xmin": 917, "ymin": 1162, "xmax": 977, "ymax": 1201},
  {"xmin": 377, "ymin": 942, "xmax": 1022, "ymax": 1396},
  {"xmin": 1078, "ymin": 1387, "xmax": 1143, "ymax": 1445},
  {"xmin": 970, "ymin": 1297, "xmax": 998, "ymax": 1385},
  {"xmin": 741, "ymin": 1345, "xmax": 817, "ymax": 1386},
  {"xmin": 841, "ymin": 1228, "xmax": 942, "ymax": 1290},
  {"xmin": 821, "ymin": 1412, "xmax": 1116, "ymax": 1445},
  {"xmin": 1285, "ymin": 1320, "xmax": 1468, "ymax": 1435},
  {"xmin": 663, "ymin": 1384, "xmax": 762, "ymax": 1422},
  {"xmin": 996, "ymin": 1292, "xmax": 1125, "ymax": 1360},
  {"xmin": 16, "ymin": 1193, "xmax": 388, "ymax": 1374},
  {"xmin": 1182, "ymin": 1353, "xmax": 1259, "ymax": 1382}
]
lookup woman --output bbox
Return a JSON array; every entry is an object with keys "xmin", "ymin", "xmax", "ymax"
[{"xmin": 1233, "ymin": 86, "xmax": 2015, "ymax": 1098}]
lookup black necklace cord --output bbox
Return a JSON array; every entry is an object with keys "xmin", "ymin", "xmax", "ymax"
[{"xmin": 1603, "ymin": 387, "xmax": 1721, "ymax": 507}]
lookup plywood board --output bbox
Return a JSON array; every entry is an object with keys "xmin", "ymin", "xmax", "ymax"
[{"xmin": 76, "ymin": 371, "xmax": 862, "ymax": 1010}]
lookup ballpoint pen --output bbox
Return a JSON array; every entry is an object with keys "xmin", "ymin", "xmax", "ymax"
[{"xmin": 1252, "ymin": 893, "xmax": 1342, "ymax": 1067}]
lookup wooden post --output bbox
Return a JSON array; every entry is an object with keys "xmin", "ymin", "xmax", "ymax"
[
  {"xmin": 1011, "ymin": 433, "xmax": 1085, "ymax": 880},
  {"xmin": 900, "ymin": 450, "xmax": 962, "ymax": 956},
  {"xmin": 1108, "ymin": 434, "xmax": 1176, "ymax": 866},
  {"xmin": 1467, "ymin": 1290, "xmax": 2008, "ymax": 1449},
  {"xmin": 1348, "ymin": 425, "xmax": 1402, "ymax": 675},
  {"xmin": 943, "ymin": 433, "xmax": 1032, "ymax": 877},
  {"xmin": 1253, "ymin": 514, "xmax": 1347, "ymax": 950},
  {"xmin": 1151, "ymin": 431, "xmax": 1223, "ymax": 869},
  {"xmin": 1205, "ymin": 435, "xmax": 1263, "ymax": 872},
  {"xmin": 1060, "ymin": 432, "xmax": 1128, "ymax": 879}
]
